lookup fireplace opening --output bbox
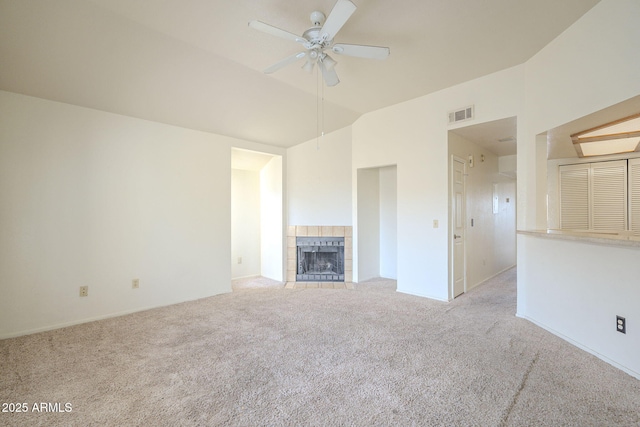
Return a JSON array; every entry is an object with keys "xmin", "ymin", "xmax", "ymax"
[{"xmin": 296, "ymin": 237, "xmax": 344, "ymax": 282}]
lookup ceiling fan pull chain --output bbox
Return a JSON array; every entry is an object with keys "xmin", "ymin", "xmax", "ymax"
[
  {"xmin": 317, "ymin": 65, "xmax": 320, "ymax": 150},
  {"xmin": 322, "ymin": 77, "xmax": 325, "ymax": 144}
]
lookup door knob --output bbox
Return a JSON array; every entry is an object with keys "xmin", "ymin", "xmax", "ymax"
[{"xmin": 454, "ymin": 234, "xmax": 461, "ymax": 239}]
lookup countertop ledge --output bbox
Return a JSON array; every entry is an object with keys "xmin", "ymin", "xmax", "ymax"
[{"xmin": 518, "ymin": 229, "xmax": 640, "ymax": 249}]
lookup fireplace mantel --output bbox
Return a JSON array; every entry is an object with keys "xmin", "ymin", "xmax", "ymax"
[{"xmin": 285, "ymin": 226, "xmax": 353, "ymax": 289}]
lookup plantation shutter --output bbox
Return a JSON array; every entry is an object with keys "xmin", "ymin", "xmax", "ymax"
[
  {"xmin": 629, "ymin": 158, "xmax": 640, "ymax": 235},
  {"xmin": 590, "ymin": 160, "xmax": 627, "ymax": 231},
  {"xmin": 559, "ymin": 164, "xmax": 589, "ymax": 230}
]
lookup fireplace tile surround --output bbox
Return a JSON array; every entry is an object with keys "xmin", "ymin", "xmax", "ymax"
[{"xmin": 285, "ymin": 226, "xmax": 353, "ymax": 289}]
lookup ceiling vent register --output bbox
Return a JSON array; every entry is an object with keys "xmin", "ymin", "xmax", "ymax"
[{"xmin": 448, "ymin": 105, "xmax": 475, "ymax": 125}]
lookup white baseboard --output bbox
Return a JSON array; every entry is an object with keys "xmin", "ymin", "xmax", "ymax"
[
  {"xmin": 517, "ymin": 313, "xmax": 640, "ymax": 380},
  {"xmin": 467, "ymin": 264, "xmax": 516, "ymax": 291},
  {"xmin": 0, "ymin": 295, "xmax": 221, "ymax": 340},
  {"xmin": 231, "ymin": 274, "xmax": 261, "ymax": 280},
  {"xmin": 396, "ymin": 288, "xmax": 449, "ymax": 302}
]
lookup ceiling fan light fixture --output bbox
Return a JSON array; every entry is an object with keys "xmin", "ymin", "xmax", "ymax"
[
  {"xmin": 320, "ymin": 54, "xmax": 337, "ymax": 70},
  {"xmin": 302, "ymin": 59, "xmax": 314, "ymax": 73}
]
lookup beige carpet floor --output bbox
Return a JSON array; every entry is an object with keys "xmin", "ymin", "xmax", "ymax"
[
  {"xmin": 1, "ymin": 268, "xmax": 639, "ymax": 426},
  {"xmin": 231, "ymin": 276, "xmax": 284, "ymax": 291}
]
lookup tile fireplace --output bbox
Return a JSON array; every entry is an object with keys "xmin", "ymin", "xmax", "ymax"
[{"xmin": 285, "ymin": 226, "xmax": 353, "ymax": 289}]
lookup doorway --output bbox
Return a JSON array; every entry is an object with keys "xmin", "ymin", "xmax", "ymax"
[
  {"xmin": 231, "ymin": 148, "xmax": 283, "ymax": 282},
  {"xmin": 356, "ymin": 165, "xmax": 397, "ymax": 282},
  {"xmin": 448, "ymin": 117, "xmax": 518, "ymax": 300}
]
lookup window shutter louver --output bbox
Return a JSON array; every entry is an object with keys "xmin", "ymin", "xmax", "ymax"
[
  {"xmin": 629, "ymin": 158, "xmax": 640, "ymax": 235},
  {"xmin": 590, "ymin": 160, "xmax": 627, "ymax": 231},
  {"xmin": 559, "ymin": 164, "xmax": 590, "ymax": 230}
]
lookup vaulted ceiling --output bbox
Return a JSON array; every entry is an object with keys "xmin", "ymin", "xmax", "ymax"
[{"xmin": 0, "ymin": 0, "xmax": 600, "ymax": 148}]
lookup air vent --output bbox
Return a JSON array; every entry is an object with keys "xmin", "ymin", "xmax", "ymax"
[{"xmin": 448, "ymin": 105, "xmax": 474, "ymax": 125}]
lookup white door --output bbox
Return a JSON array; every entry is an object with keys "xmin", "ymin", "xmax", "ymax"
[{"xmin": 451, "ymin": 156, "xmax": 466, "ymax": 298}]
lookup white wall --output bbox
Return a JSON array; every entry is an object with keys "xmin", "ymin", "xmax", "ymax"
[
  {"xmin": 494, "ymin": 180, "xmax": 517, "ymax": 271},
  {"xmin": 379, "ymin": 165, "xmax": 397, "ymax": 279},
  {"xmin": 518, "ymin": 0, "xmax": 640, "ymax": 233},
  {"xmin": 519, "ymin": 235, "xmax": 640, "ymax": 378},
  {"xmin": 448, "ymin": 133, "xmax": 516, "ymax": 290},
  {"xmin": 498, "ymin": 155, "xmax": 516, "ymax": 176},
  {"xmin": 287, "ymin": 126, "xmax": 352, "ymax": 226},
  {"xmin": 231, "ymin": 169, "xmax": 261, "ymax": 279},
  {"xmin": 517, "ymin": 0, "xmax": 640, "ymax": 378},
  {"xmin": 0, "ymin": 90, "xmax": 234, "ymax": 338},
  {"xmin": 356, "ymin": 168, "xmax": 380, "ymax": 281},
  {"xmin": 352, "ymin": 65, "xmax": 523, "ymax": 297},
  {"xmin": 260, "ymin": 156, "xmax": 283, "ymax": 281},
  {"xmin": 535, "ymin": 135, "xmax": 548, "ymax": 229}
]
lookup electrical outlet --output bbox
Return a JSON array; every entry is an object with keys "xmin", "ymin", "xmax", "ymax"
[
  {"xmin": 79, "ymin": 286, "xmax": 88, "ymax": 297},
  {"xmin": 132, "ymin": 279, "xmax": 139, "ymax": 289},
  {"xmin": 238, "ymin": 257, "xmax": 242, "ymax": 264},
  {"xmin": 616, "ymin": 316, "xmax": 626, "ymax": 334}
]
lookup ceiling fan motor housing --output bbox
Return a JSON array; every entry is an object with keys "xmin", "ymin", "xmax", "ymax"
[
  {"xmin": 303, "ymin": 27, "xmax": 333, "ymax": 48},
  {"xmin": 310, "ymin": 11, "xmax": 326, "ymax": 27}
]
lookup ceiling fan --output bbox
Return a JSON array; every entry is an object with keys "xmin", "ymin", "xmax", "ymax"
[{"xmin": 249, "ymin": 0, "xmax": 390, "ymax": 87}]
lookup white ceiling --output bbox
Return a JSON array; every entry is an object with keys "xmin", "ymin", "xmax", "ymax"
[
  {"xmin": 450, "ymin": 117, "xmax": 517, "ymax": 157},
  {"xmin": 0, "ymin": 0, "xmax": 600, "ymax": 148},
  {"xmin": 231, "ymin": 148, "xmax": 276, "ymax": 171}
]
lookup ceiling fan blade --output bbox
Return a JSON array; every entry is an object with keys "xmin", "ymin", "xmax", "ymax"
[
  {"xmin": 332, "ymin": 44, "xmax": 390, "ymax": 60},
  {"xmin": 264, "ymin": 52, "xmax": 307, "ymax": 74},
  {"xmin": 319, "ymin": 60, "xmax": 340, "ymax": 87},
  {"xmin": 320, "ymin": 0, "xmax": 357, "ymax": 41},
  {"xmin": 249, "ymin": 20, "xmax": 306, "ymax": 44}
]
